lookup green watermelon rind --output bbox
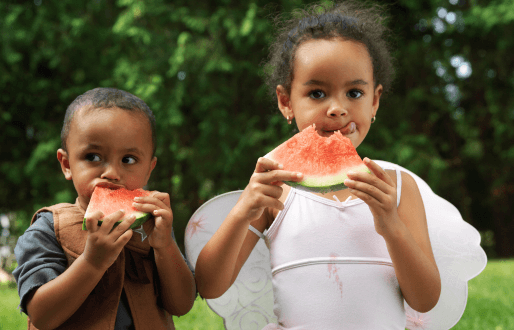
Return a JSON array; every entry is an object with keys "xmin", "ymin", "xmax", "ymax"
[
  {"xmin": 284, "ymin": 165, "xmax": 371, "ymax": 193},
  {"xmin": 81, "ymin": 212, "xmax": 151, "ymax": 231}
]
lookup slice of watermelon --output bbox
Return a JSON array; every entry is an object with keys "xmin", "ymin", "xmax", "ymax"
[
  {"xmin": 82, "ymin": 186, "xmax": 152, "ymax": 230},
  {"xmin": 266, "ymin": 125, "xmax": 370, "ymax": 193}
]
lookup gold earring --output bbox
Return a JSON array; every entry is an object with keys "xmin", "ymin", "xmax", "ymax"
[
  {"xmin": 287, "ymin": 116, "xmax": 292, "ymax": 125},
  {"xmin": 371, "ymin": 116, "xmax": 376, "ymax": 124}
]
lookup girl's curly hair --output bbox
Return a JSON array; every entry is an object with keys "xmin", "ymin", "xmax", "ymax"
[{"xmin": 263, "ymin": 0, "xmax": 396, "ymax": 102}]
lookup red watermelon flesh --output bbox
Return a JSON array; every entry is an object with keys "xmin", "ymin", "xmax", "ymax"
[
  {"xmin": 82, "ymin": 186, "xmax": 152, "ymax": 230},
  {"xmin": 266, "ymin": 125, "xmax": 370, "ymax": 193}
]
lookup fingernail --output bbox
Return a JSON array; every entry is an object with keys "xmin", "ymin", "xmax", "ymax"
[
  {"xmin": 364, "ymin": 157, "xmax": 370, "ymax": 163},
  {"xmin": 278, "ymin": 164, "xmax": 284, "ymax": 169},
  {"xmin": 297, "ymin": 172, "xmax": 303, "ymax": 178},
  {"xmin": 134, "ymin": 197, "xmax": 141, "ymax": 201},
  {"xmin": 119, "ymin": 209, "xmax": 126, "ymax": 213},
  {"xmin": 132, "ymin": 202, "xmax": 138, "ymax": 207},
  {"xmin": 344, "ymin": 179, "xmax": 353, "ymax": 185},
  {"xmin": 347, "ymin": 171, "xmax": 356, "ymax": 176}
]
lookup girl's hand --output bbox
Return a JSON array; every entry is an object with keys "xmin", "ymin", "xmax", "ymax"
[
  {"xmin": 344, "ymin": 158, "xmax": 403, "ymax": 237},
  {"xmin": 132, "ymin": 192, "xmax": 174, "ymax": 250},
  {"xmin": 83, "ymin": 209, "xmax": 136, "ymax": 271},
  {"xmin": 233, "ymin": 157, "xmax": 303, "ymax": 223}
]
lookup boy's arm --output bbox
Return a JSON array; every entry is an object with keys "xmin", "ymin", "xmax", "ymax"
[
  {"xmin": 27, "ymin": 209, "xmax": 136, "ymax": 330},
  {"xmin": 133, "ymin": 192, "xmax": 196, "ymax": 316},
  {"xmin": 26, "ymin": 254, "xmax": 108, "ymax": 330},
  {"xmin": 153, "ymin": 241, "xmax": 196, "ymax": 316}
]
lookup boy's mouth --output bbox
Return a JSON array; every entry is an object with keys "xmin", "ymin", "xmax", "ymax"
[{"xmin": 95, "ymin": 182, "xmax": 124, "ymax": 190}]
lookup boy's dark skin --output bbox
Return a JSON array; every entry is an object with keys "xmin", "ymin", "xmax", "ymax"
[{"xmin": 26, "ymin": 106, "xmax": 196, "ymax": 329}]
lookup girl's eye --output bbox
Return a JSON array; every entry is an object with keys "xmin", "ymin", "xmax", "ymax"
[
  {"xmin": 348, "ymin": 90, "xmax": 363, "ymax": 99},
  {"xmin": 85, "ymin": 154, "xmax": 101, "ymax": 162},
  {"xmin": 309, "ymin": 90, "xmax": 326, "ymax": 99},
  {"xmin": 123, "ymin": 156, "xmax": 137, "ymax": 165}
]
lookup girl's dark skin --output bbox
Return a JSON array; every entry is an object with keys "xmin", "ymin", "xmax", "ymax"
[{"xmin": 196, "ymin": 37, "xmax": 440, "ymax": 313}]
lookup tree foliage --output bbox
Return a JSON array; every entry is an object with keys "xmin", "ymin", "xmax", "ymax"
[{"xmin": 1, "ymin": 0, "xmax": 512, "ymax": 257}]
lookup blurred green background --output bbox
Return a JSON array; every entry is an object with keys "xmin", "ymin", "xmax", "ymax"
[{"xmin": 1, "ymin": 0, "xmax": 513, "ymax": 281}]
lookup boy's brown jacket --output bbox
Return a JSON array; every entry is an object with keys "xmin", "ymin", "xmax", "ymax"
[{"xmin": 27, "ymin": 200, "xmax": 174, "ymax": 330}]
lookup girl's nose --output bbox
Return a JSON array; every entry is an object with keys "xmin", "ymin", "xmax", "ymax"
[
  {"xmin": 101, "ymin": 164, "xmax": 121, "ymax": 181},
  {"xmin": 327, "ymin": 105, "xmax": 348, "ymax": 117}
]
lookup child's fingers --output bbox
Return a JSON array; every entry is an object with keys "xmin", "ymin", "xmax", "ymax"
[
  {"xmin": 254, "ymin": 157, "xmax": 283, "ymax": 173},
  {"xmin": 133, "ymin": 195, "xmax": 168, "ymax": 211},
  {"xmin": 114, "ymin": 229, "xmax": 133, "ymax": 247},
  {"xmin": 98, "ymin": 209, "xmax": 126, "ymax": 233},
  {"xmin": 112, "ymin": 214, "xmax": 137, "ymax": 234},
  {"xmin": 133, "ymin": 202, "xmax": 173, "ymax": 221},
  {"xmin": 255, "ymin": 169, "xmax": 303, "ymax": 185},
  {"xmin": 84, "ymin": 210, "xmax": 104, "ymax": 233},
  {"xmin": 147, "ymin": 191, "xmax": 171, "ymax": 208},
  {"xmin": 362, "ymin": 158, "xmax": 395, "ymax": 186},
  {"xmin": 263, "ymin": 195, "xmax": 286, "ymax": 211}
]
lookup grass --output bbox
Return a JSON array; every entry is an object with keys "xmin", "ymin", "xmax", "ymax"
[{"xmin": 1, "ymin": 259, "xmax": 512, "ymax": 330}]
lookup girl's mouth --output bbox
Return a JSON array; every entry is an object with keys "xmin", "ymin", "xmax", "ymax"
[
  {"xmin": 323, "ymin": 122, "xmax": 356, "ymax": 135},
  {"xmin": 340, "ymin": 122, "xmax": 356, "ymax": 135}
]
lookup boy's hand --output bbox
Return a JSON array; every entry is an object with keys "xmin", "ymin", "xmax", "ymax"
[
  {"xmin": 344, "ymin": 158, "xmax": 403, "ymax": 238},
  {"xmin": 83, "ymin": 210, "xmax": 136, "ymax": 271},
  {"xmin": 132, "ymin": 192, "xmax": 174, "ymax": 250},
  {"xmin": 234, "ymin": 157, "xmax": 303, "ymax": 223}
]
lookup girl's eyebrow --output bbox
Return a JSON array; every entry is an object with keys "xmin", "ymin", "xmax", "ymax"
[{"xmin": 303, "ymin": 79, "xmax": 369, "ymax": 86}]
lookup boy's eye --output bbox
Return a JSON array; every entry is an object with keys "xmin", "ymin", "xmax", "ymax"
[
  {"xmin": 309, "ymin": 90, "xmax": 326, "ymax": 99},
  {"xmin": 123, "ymin": 156, "xmax": 137, "ymax": 165},
  {"xmin": 85, "ymin": 154, "xmax": 101, "ymax": 162},
  {"xmin": 348, "ymin": 90, "xmax": 363, "ymax": 99}
]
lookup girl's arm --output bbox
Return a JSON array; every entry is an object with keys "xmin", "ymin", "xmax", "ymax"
[
  {"xmin": 384, "ymin": 171, "xmax": 440, "ymax": 312},
  {"xmin": 345, "ymin": 159, "xmax": 440, "ymax": 313},
  {"xmin": 27, "ymin": 210, "xmax": 136, "ymax": 330},
  {"xmin": 195, "ymin": 158, "xmax": 302, "ymax": 299}
]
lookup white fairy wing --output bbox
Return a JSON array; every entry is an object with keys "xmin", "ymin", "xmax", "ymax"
[
  {"xmin": 185, "ymin": 162, "xmax": 487, "ymax": 330},
  {"xmin": 374, "ymin": 160, "xmax": 487, "ymax": 330},
  {"xmin": 184, "ymin": 191, "xmax": 276, "ymax": 330}
]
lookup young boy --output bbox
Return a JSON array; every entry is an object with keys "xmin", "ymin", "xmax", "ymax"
[{"xmin": 13, "ymin": 88, "xmax": 196, "ymax": 330}]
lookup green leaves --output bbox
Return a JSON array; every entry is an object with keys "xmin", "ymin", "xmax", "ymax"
[{"xmin": 1, "ymin": 0, "xmax": 513, "ymax": 256}]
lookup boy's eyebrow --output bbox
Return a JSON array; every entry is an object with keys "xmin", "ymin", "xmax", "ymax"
[
  {"xmin": 303, "ymin": 79, "xmax": 369, "ymax": 86},
  {"xmin": 82, "ymin": 144, "xmax": 145, "ymax": 156},
  {"xmin": 123, "ymin": 147, "xmax": 145, "ymax": 156}
]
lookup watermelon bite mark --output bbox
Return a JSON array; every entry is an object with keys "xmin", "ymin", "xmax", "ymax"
[
  {"xmin": 82, "ymin": 186, "xmax": 152, "ymax": 230},
  {"xmin": 266, "ymin": 125, "xmax": 370, "ymax": 193}
]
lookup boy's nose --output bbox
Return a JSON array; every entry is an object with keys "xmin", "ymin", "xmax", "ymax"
[{"xmin": 101, "ymin": 164, "xmax": 121, "ymax": 181}]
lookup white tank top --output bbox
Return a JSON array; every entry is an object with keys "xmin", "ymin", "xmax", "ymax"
[{"xmin": 265, "ymin": 168, "xmax": 406, "ymax": 329}]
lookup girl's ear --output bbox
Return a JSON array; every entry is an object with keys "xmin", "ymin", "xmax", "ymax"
[
  {"xmin": 57, "ymin": 149, "xmax": 73, "ymax": 181},
  {"xmin": 372, "ymin": 84, "xmax": 383, "ymax": 117},
  {"xmin": 276, "ymin": 85, "xmax": 293, "ymax": 120}
]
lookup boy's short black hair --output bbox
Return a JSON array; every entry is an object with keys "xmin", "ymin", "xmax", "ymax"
[{"xmin": 61, "ymin": 88, "xmax": 157, "ymax": 156}]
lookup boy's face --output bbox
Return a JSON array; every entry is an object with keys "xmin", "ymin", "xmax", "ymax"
[{"xmin": 57, "ymin": 107, "xmax": 157, "ymax": 211}]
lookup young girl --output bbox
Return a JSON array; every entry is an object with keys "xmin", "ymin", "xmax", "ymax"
[{"xmin": 194, "ymin": 1, "xmax": 479, "ymax": 329}]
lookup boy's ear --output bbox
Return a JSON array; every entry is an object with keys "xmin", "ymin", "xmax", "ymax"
[
  {"xmin": 144, "ymin": 156, "xmax": 158, "ymax": 184},
  {"xmin": 57, "ymin": 149, "xmax": 73, "ymax": 181},
  {"xmin": 276, "ymin": 85, "xmax": 293, "ymax": 120}
]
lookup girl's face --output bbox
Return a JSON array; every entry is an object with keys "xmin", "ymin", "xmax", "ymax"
[
  {"xmin": 277, "ymin": 38, "xmax": 382, "ymax": 148},
  {"xmin": 57, "ymin": 107, "xmax": 157, "ymax": 211}
]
